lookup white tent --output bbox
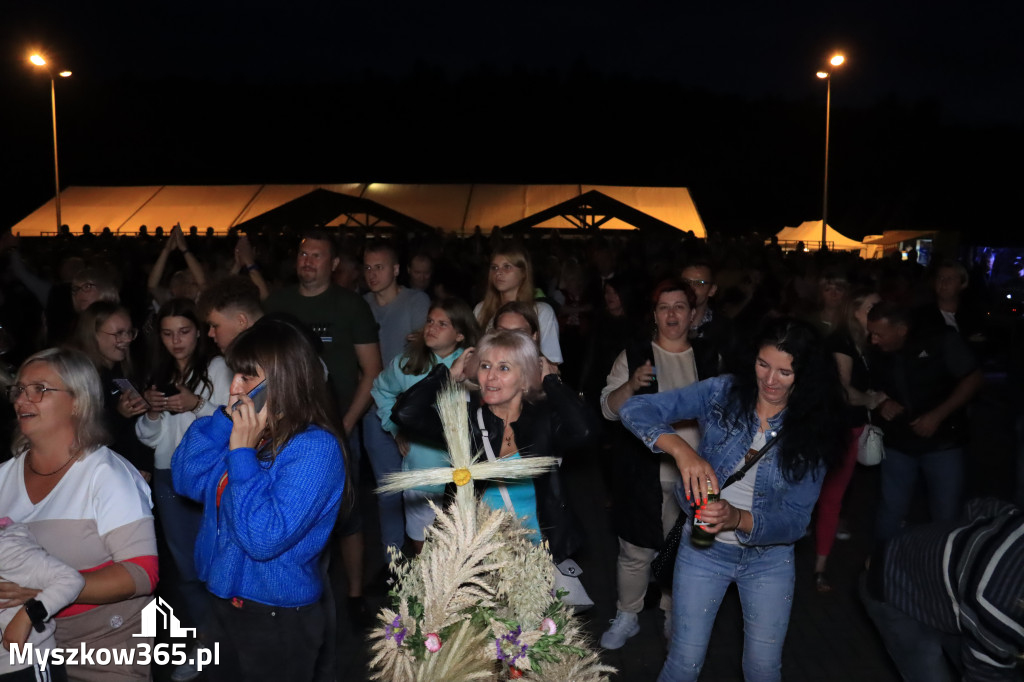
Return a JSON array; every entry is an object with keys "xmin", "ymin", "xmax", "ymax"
[
  {"xmin": 10, "ymin": 184, "xmax": 706, "ymax": 238},
  {"xmin": 771, "ymin": 221, "xmax": 867, "ymax": 256}
]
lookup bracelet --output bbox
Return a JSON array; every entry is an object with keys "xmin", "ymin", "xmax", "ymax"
[
  {"xmin": 192, "ymin": 396, "xmax": 206, "ymax": 414},
  {"xmin": 244, "ymin": 263, "xmax": 260, "ymax": 272}
]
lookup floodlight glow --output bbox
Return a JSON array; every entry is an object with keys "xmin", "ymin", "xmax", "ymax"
[
  {"xmin": 29, "ymin": 54, "xmax": 46, "ymax": 66},
  {"xmin": 59, "ymin": 70, "xmax": 72, "ymax": 77},
  {"xmin": 817, "ymin": 71, "xmax": 829, "ymax": 79},
  {"xmin": 830, "ymin": 55, "xmax": 845, "ymax": 67}
]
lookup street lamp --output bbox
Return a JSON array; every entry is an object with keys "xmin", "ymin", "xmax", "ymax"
[
  {"xmin": 29, "ymin": 53, "xmax": 72, "ymax": 235},
  {"xmin": 816, "ymin": 53, "xmax": 845, "ymax": 249}
]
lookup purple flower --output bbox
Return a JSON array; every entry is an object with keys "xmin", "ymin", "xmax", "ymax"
[
  {"xmin": 495, "ymin": 626, "xmax": 528, "ymax": 666},
  {"xmin": 384, "ymin": 615, "xmax": 407, "ymax": 646}
]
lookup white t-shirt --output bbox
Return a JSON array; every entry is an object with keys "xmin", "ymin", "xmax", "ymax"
[{"xmin": 717, "ymin": 430, "xmax": 767, "ymax": 545}]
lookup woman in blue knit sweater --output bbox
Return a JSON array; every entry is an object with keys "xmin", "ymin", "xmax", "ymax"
[{"xmin": 172, "ymin": 318, "xmax": 346, "ymax": 682}]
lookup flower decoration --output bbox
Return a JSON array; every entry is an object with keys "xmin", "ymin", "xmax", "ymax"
[
  {"xmin": 540, "ymin": 617, "xmax": 557, "ymax": 636},
  {"xmin": 424, "ymin": 633, "xmax": 442, "ymax": 653},
  {"xmin": 509, "ymin": 666, "xmax": 524, "ymax": 679},
  {"xmin": 496, "ymin": 626, "xmax": 529, "ymax": 667},
  {"xmin": 384, "ymin": 614, "xmax": 407, "ymax": 646},
  {"xmin": 452, "ymin": 467, "xmax": 471, "ymax": 486}
]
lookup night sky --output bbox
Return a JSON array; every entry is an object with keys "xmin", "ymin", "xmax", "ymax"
[{"xmin": 2, "ymin": 0, "xmax": 1022, "ymax": 239}]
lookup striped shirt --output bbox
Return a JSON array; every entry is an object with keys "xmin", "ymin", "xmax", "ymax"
[{"xmin": 877, "ymin": 498, "xmax": 1024, "ymax": 680}]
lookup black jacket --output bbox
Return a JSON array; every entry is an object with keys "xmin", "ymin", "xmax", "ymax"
[
  {"xmin": 610, "ymin": 337, "xmax": 720, "ymax": 549},
  {"xmin": 391, "ymin": 364, "xmax": 599, "ymax": 562}
]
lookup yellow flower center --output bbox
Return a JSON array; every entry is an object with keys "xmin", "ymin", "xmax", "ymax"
[{"xmin": 452, "ymin": 468, "xmax": 472, "ymax": 486}]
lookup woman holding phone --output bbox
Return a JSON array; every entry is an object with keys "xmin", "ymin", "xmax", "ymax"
[
  {"xmin": 72, "ymin": 300, "xmax": 152, "ymax": 480},
  {"xmin": 172, "ymin": 319, "xmax": 345, "ymax": 682},
  {"xmin": 134, "ymin": 298, "xmax": 231, "ymax": 650}
]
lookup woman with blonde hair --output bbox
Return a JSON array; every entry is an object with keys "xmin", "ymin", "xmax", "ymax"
[
  {"xmin": 0, "ymin": 347, "xmax": 158, "ymax": 680},
  {"xmin": 812, "ymin": 287, "xmax": 887, "ymax": 591},
  {"xmin": 73, "ymin": 301, "xmax": 152, "ymax": 479},
  {"xmin": 391, "ymin": 329, "xmax": 594, "ymax": 560},
  {"xmin": 473, "ymin": 244, "xmax": 563, "ymax": 364}
]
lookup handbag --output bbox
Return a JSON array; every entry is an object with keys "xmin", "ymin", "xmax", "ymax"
[
  {"xmin": 476, "ymin": 409, "xmax": 594, "ymax": 611},
  {"xmin": 856, "ymin": 417, "xmax": 885, "ymax": 466},
  {"xmin": 651, "ymin": 430, "xmax": 782, "ymax": 590}
]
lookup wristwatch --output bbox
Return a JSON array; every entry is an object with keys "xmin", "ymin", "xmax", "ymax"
[{"xmin": 25, "ymin": 598, "xmax": 47, "ymax": 633}]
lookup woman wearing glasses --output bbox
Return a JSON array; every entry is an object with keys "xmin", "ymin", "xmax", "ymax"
[
  {"xmin": 72, "ymin": 301, "xmax": 153, "ymax": 481},
  {"xmin": 0, "ymin": 348, "xmax": 158, "ymax": 680},
  {"xmin": 474, "ymin": 244, "xmax": 563, "ymax": 364}
]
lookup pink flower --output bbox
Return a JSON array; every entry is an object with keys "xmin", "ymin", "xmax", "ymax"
[
  {"xmin": 425, "ymin": 633, "xmax": 442, "ymax": 653},
  {"xmin": 540, "ymin": 618, "xmax": 557, "ymax": 635}
]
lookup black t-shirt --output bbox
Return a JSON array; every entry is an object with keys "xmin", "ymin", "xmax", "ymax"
[
  {"xmin": 869, "ymin": 328, "xmax": 978, "ymax": 453},
  {"xmin": 825, "ymin": 329, "xmax": 871, "ymax": 428}
]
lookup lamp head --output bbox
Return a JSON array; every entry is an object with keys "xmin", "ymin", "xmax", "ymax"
[
  {"xmin": 29, "ymin": 54, "xmax": 46, "ymax": 67},
  {"xmin": 830, "ymin": 54, "xmax": 845, "ymax": 67},
  {"xmin": 816, "ymin": 71, "xmax": 829, "ymax": 79},
  {"xmin": 59, "ymin": 70, "xmax": 72, "ymax": 78}
]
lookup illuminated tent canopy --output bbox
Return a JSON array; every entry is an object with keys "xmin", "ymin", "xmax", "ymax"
[
  {"xmin": 10, "ymin": 184, "xmax": 706, "ymax": 238},
  {"xmin": 770, "ymin": 221, "xmax": 868, "ymax": 256}
]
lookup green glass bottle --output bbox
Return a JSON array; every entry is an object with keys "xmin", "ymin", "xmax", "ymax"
[{"xmin": 690, "ymin": 480, "xmax": 719, "ymax": 548}]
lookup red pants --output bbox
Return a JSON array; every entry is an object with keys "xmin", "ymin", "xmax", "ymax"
[{"xmin": 814, "ymin": 425, "xmax": 862, "ymax": 557}]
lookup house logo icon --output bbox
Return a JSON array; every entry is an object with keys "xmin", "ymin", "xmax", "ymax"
[{"xmin": 132, "ymin": 597, "xmax": 197, "ymax": 638}]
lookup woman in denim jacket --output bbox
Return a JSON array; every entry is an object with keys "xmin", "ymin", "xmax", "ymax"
[{"xmin": 620, "ymin": 318, "xmax": 846, "ymax": 682}]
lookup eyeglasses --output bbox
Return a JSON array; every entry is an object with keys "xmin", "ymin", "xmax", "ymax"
[
  {"xmin": 99, "ymin": 328, "xmax": 138, "ymax": 342},
  {"xmin": 71, "ymin": 282, "xmax": 97, "ymax": 295},
  {"xmin": 490, "ymin": 263, "xmax": 520, "ymax": 273},
  {"xmin": 6, "ymin": 384, "xmax": 72, "ymax": 403},
  {"xmin": 682, "ymin": 278, "xmax": 710, "ymax": 287}
]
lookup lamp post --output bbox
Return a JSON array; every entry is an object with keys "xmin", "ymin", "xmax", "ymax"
[
  {"xmin": 816, "ymin": 53, "xmax": 845, "ymax": 250},
  {"xmin": 29, "ymin": 54, "xmax": 72, "ymax": 235}
]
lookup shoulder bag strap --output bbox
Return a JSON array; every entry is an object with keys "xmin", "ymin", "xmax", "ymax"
[
  {"xmin": 720, "ymin": 430, "xmax": 782, "ymax": 490},
  {"xmin": 477, "ymin": 408, "xmax": 515, "ymax": 514}
]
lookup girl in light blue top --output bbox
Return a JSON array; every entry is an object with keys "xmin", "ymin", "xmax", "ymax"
[{"xmin": 371, "ymin": 297, "xmax": 481, "ymax": 554}]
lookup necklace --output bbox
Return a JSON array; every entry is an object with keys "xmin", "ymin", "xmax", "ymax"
[
  {"xmin": 503, "ymin": 424, "xmax": 514, "ymax": 449},
  {"xmin": 27, "ymin": 449, "xmax": 79, "ymax": 477}
]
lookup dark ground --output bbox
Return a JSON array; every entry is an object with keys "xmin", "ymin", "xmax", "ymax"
[{"xmin": 154, "ymin": 372, "xmax": 1022, "ymax": 681}]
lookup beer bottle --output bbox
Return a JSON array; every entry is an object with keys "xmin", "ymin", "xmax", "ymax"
[{"xmin": 690, "ymin": 479, "xmax": 719, "ymax": 548}]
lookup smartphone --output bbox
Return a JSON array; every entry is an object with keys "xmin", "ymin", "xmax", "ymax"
[
  {"xmin": 230, "ymin": 381, "xmax": 268, "ymax": 413},
  {"xmin": 157, "ymin": 383, "xmax": 181, "ymax": 397},
  {"xmin": 112, "ymin": 378, "xmax": 150, "ymax": 409}
]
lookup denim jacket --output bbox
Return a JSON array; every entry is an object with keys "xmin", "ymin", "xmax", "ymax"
[{"xmin": 620, "ymin": 374, "xmax": 825, "ymax": 547}]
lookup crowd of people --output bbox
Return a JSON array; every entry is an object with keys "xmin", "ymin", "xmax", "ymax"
[{"xmin": 0, "ymin": 222, "xmax": 1022, "ymax": 681}]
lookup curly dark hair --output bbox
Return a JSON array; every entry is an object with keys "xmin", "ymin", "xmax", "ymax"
[{"xmin": 729, "ymin": 317, "xmax": 847, "ymax": 482}]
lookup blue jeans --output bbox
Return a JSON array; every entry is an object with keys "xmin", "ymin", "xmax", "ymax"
[
  {"xmin": 361, "ymin": 409, "xmax": 405, "ymax": 558},
  {"xmin": 859, "ymin": 575, "xmax": 957, "ymax": 682},
  {"xmin": 154, "ymin": 468, "xmax": 209, "ymax": 630},
  {"xmin": 659, "ymin": 526, "xmax": 795, "ymax": 682},
  {"xmin": 875, "ymin": 446, "xmax": 962, "ymax": 542}
]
